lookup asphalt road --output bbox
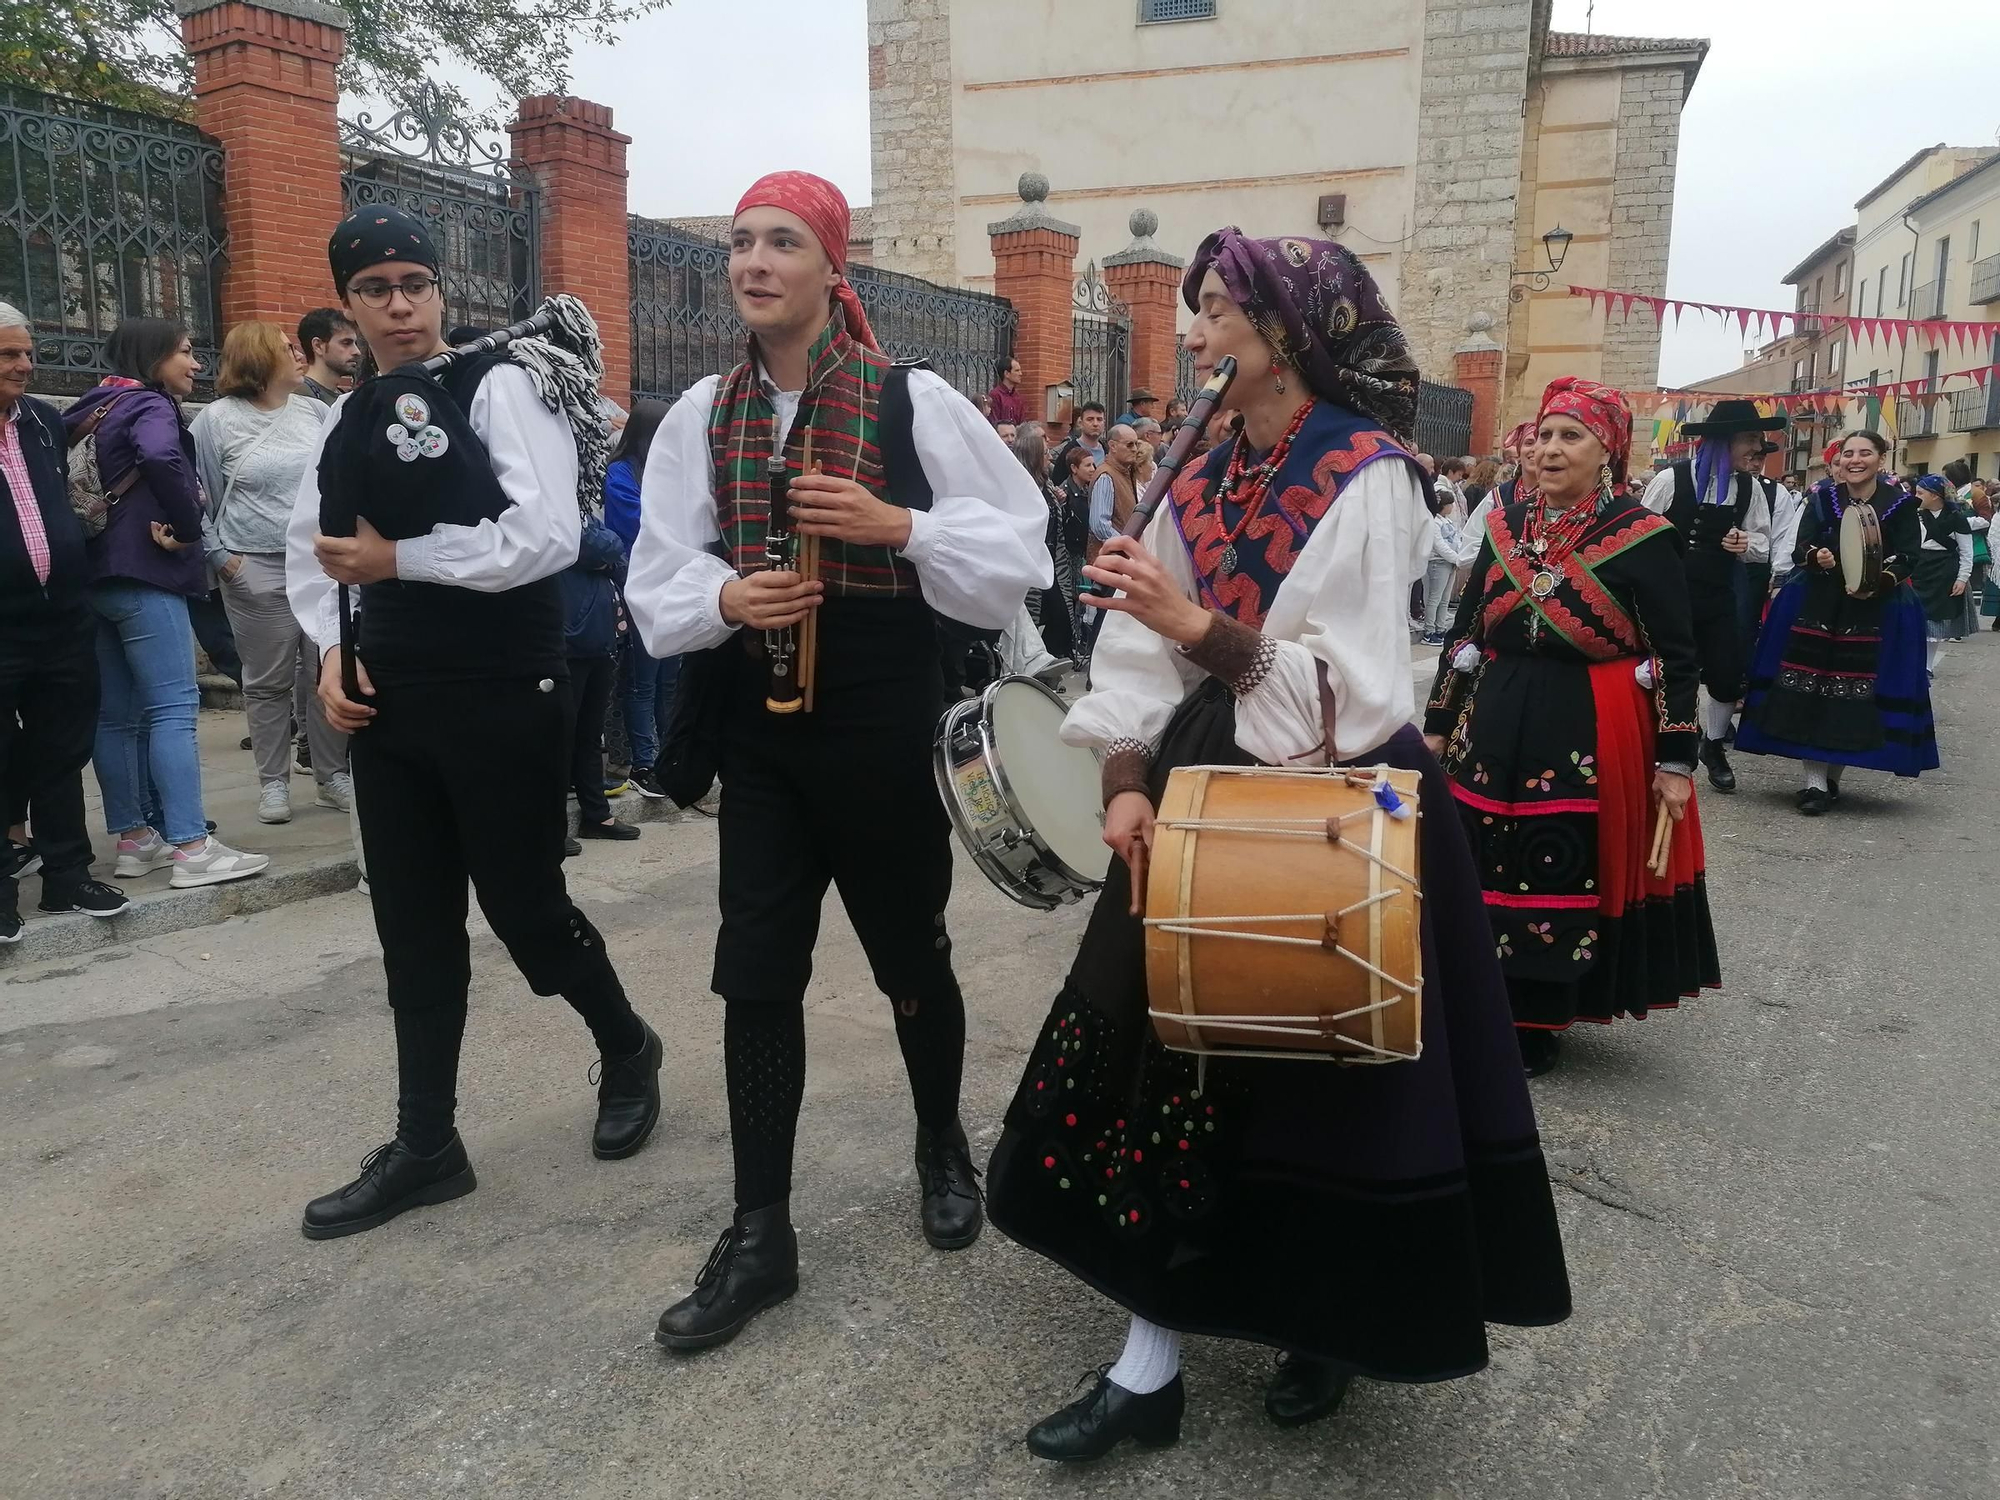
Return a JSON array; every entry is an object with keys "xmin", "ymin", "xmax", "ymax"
[{"xmin": 4, "ymin": 638, "xmax": 1997, "ymax": 1500}]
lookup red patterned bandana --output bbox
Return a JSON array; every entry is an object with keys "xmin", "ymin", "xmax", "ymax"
[
  {"xmin": 1536, "ymin": 376, "xmax": 1632, "ymax": 483},
  {"xmin": 734, "ymin": 171, "xmax": 881, "ymax": 352}
]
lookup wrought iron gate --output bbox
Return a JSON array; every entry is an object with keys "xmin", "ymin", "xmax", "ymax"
[
  {"xmin": 1415, "ymin": 379, "xmax": 1474, "ymax": 458},
  {"xmin": 338, "ymin": 85, "xmax": 538, "ymax": 338},
  {"xmin": 1070, "ymin": 262, "xmax": 1130, "ymax": 413},
  {"xmin": 0, "ymin": 86, "xmax": 227, "ymax": 393}
]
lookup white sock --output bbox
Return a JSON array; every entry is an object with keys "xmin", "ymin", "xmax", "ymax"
[
  {"xmin": 1106, "ymin": 1314, "xmax": 1182, "ymax": 1395},
  {"xmin": 1701, "ymin": 698, "xmax": 1735, "ymax": 742},
  {"xmin": 1926, "ymin": 640, "xmax": 1942, "ymax": 672},
  {"xmin": 1802, "ymin": 761, "xmax": 1830, "ymax": 793}
]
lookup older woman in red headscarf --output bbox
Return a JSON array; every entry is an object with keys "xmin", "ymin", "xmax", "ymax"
[{"xmin": 1424, "ymin": 377, "xmax": 1719, "ymax": 1076}]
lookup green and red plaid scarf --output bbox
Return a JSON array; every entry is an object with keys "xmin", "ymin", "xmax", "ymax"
[{"xmin": 707, "ymin": 314, "xmax": 918, "ymax": 597}]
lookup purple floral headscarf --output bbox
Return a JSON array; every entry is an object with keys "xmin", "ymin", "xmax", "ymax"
[{"xmin": 1182, "ymin": 227, "xmax": 1421, "ymax": 443}]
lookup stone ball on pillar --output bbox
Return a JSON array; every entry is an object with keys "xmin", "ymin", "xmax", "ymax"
[
  {"xmin": 1129, "ymin": 208, "xmax": 1159, "ymax": 240},
  {"xmin": 1018, "ymin": 171, "xmax": 1050, "ymax": 204}
]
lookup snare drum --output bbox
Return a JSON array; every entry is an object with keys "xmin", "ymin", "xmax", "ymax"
[
  {"xmin": 1838, "ymin": 499, "xmax": 1884, "ymax": 599},
  {"xmin": 934, "ymin": 676, "xmax": 1106, "ymax": 910},
  {"xmin": 1144, "ymin": 763, "xmax": 1424, "ymax": 1063}
]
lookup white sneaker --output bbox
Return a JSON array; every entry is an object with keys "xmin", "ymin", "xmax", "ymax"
[
  {"xmin": 256, "ymin": 780, "xmax": 293, "ymax": 824},
  {"xmin": 113, "ymin": 831, "xmax": 176, "ymax": 879},
  {"xmin": 168, "ymin": 836, "xmax": 270, "ymax": 889},
  {"xmin": 316, "ymin": 772, "xmax": 353, "ymax": 813}
]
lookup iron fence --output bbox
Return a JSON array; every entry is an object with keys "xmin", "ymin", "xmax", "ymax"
[
  {"xmin": 0, "ymin": 86, "xmax": 227, "ymax": 394},
  {"xmin": 1415, "ymin": 379, "xmax": 1474, "ymax": 458},
  {"xmin": 338, "ymin": 86, "xmax": 538, "ymax": 342},
  {"xmin": 1070, "ymin": 262, "xmax": 1130, "ymax": 414},
  {"xmin": 1175, "ymin": 338, "xmax": 1197, "ymax": 404},
  {"xmin": 629, "ymin": 221, "xmax": 1017, "ymax": 405}
]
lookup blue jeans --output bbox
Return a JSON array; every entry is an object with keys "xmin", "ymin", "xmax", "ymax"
[
  {"xmin": 89, "ymin": 581, "xmax": 207, "ymax": 844},
  {"xmin": 620, "ymin": 646, "xmax": 680, "ymax": 771}
]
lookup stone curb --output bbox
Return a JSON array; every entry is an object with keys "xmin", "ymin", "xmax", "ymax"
[{"xmin": 0, "ymin": 789, "xmax": 706, "ymax": 970}]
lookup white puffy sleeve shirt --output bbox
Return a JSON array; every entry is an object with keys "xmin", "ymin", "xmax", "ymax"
[
  {"xmin": 286, "ymin": 364, "xmax": 582, "ymax": 656},
  {"xmin": 626, "ymin": 368, "xmax": 1052, "ymax": 658},
  {"xmin": 1061, "ymin": 455, "xmax": 1428, "ymax": 768}
]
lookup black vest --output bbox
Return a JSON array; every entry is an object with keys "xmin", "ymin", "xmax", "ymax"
[
  {"xmin": 319, "ymin": 355, "xmax": 565, "ymax": 688},
  {"xmin": 1667, "ymin": 461, "xmax": 1752, "ymax": 588}
]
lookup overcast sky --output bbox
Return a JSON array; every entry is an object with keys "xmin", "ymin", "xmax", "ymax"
[{"xmin": 465, "ymin": 0, "xmax": 1997, "ymax": 390}]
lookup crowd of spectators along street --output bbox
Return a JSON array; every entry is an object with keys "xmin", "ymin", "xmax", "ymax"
[{"xmin": 0, "ymin": 301, "xmax": 686, "ymax": 945}]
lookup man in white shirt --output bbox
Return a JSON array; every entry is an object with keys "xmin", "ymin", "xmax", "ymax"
[
  {"xmin": 286, "ymin": 208, "xmax": 661, "ymax": 1241},
  {"xmin": 1638, "ymin": 400, "xmax": 1780, "ymax": 791},
  {"xmin": 626, "ymin": 171, "xmax": 1050, "ymax": 1353}
]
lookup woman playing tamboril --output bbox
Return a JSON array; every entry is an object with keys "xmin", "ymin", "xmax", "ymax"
[{"xmin": 984, "ymin": 229, "xmax": 1570, "ymax": 1463}]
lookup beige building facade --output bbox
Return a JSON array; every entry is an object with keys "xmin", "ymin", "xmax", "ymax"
[{"xmin": 867, "ymin": 0, "xmax": 1704, "ymax": 455}]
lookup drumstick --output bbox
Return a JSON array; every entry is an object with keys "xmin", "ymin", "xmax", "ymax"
[{"xmin": 1646, "ymin": 802, "xmax": 1672, "ymax": 881}]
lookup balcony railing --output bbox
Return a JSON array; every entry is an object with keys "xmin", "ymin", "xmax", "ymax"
[
  {"xmin": 1971, "ymin": 255, "xmax": 2000, "ymax": 305},
  {"xmin": 1950, "ymin": 385, "xmax": 2000, "ymax": 432},
  {"xmin": 1897, "ymin": 398, "xmax": 1940, "ymax": 438},
  {"xmin": 1908, "ymin": 280, "xmax": 1944, "ymax": 320}
]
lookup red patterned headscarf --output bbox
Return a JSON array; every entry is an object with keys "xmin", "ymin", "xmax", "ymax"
[
  {"xmin": 733, "ymin": 170, "xmax": 880, "ymax": 352},
  {"xmin": 1502, "ymin": 419, "xmax": 1536, "ymax": 455},
  {"xmin": 1536, "ymin": 376, "xmax": 1633, "ymax": 483}
]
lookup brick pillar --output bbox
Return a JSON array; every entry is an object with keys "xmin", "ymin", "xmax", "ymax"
[
  {"xmin": 1102, "ymin": 208, "xmax": 1185, "ymax": 413},
  {"xmin": 1453, "ymin": 316, "xmax": 1504, "ymax": 457},
  {"xmin": 508, "ymin": 95, "xmax": 634, "ymax": 406},
  {"xmin": 987, "ymin": 173, "xmax": 1080, "ymax": 431},
  {"xmin": 179, "ymin": 0, "xmax": 348, "ymax": 326}
]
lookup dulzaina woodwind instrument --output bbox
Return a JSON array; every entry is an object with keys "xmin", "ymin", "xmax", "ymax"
[
  {"xmin": 334, "ymin": 302, "xmax": 563, "ymax": 703},
  {"xmin": 1084, "ymin": 354, "xmax": 1238, "ymax": 598},
  {"xmin": 763, "ymin": 450, "xmax": 804, "ymax": 713},
  {"xmin": 762, "ymin": 433, "xmax": 824, "ymax": 714}
]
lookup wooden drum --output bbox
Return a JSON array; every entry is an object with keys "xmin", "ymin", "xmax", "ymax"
[{"xmin": 1144, "ymin": 764, "xmax": 1425, "ymax": 1064}]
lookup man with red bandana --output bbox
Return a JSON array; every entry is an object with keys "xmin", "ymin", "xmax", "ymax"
[{"xmin": 627, "ymin": 171, "xmax": 1050, "ymax": 1351}]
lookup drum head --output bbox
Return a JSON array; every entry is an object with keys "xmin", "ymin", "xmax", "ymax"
[
  {"xmin": 987, "ymin": 679, "xmax": 1105, "ymax": 880},
  {"xmin": 1838, "ymin": 505, "xmax": 1867, "ymax": 590}
]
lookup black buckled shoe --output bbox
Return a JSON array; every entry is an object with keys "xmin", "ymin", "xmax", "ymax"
[
  {"xmin": 1698, "ymin": 736, "xmax": 1736, "ymax": 792},
  {"xmin": 1264, "ymin": 1354, "xmax": 1354, "ymax": 1429},
  {"xmin": 1796, "ymin": 787, "xmax": 1831, "ymax": 817},
  {"xmin": 654, "ymin": 1204, "xmax": 799, "ymax": 1352},
  {"xmin": 591, "ymin": 1021, "xmax": 663, "ymax": 1160},
  {"xmin": 1025, "ymin": 1367, "xmax": 1185, "ymax": 1462},
  {"xmin": 301, "ymin": 1134, "xmax": 476, "ymax": 1240},
  {"xmin": 916, "ymin": 1119, "xmax": 983, "ymax": 1250}
]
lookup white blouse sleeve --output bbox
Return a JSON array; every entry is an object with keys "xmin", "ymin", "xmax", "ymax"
[
  {"xmin": 1230, "ymin": 458, "xmax": 1424, "ymax": 766},
  {"xmin": 901, "ymin": 370, "xmax": 1053, "ymax": 630},
  {"xmin": 1745, "ymin": 483, "xmax": 1772, "ymax": 565},
  {"xmin": 391, "ymin": 363, "xmax": 581, "ymax": 591},
  {"xmin": 285, "ymin": 392, "xmax": 348, "ymax": 657},
  {"xmin": 1453, "ymin": 492, "xmax": 1496, "ymax": 568},
  {"xmin": 624, "ymin": 375, "xmax": 741, "ymax": 657},
  {"xmin": 1059, "ymin": 503, "xmax": 1202, "ymax": 754},
  {"xmin": 1640, "ymin": 467, "xmax": 1676, "ymax": 515}
]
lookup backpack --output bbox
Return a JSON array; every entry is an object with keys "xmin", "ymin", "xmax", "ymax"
[{"xmin": 66, "ymin": 394, "xmax": 140, "ymax": 538}]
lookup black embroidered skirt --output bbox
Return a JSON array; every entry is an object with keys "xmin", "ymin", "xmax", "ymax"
[{"xmin": 985, "ymin": 684, "xmax": 1572, "ymax": 1383}]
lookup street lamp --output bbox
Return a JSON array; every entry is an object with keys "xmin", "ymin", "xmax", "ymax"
[{"xmin": 1509, "ymin": 226, "xmax": 1575, "ymax": 302}]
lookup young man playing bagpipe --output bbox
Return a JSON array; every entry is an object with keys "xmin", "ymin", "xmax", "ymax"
[{"xmin": 285, "ymin": 207, "xmax": 662, "ymax": 1240}]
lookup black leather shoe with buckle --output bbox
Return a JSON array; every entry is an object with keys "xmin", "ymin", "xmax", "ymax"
[
  {"xmin": 655, "ymin": 1203, "xmax": 799, "ymax": 1351},
  {"xmin": 1264, "ymin": 1354, "xmax": 1353, "ymax": 1429},
  {"xmin": 590, "ymin": 1021, "xmax": 663, "ymax": 1160},
  {"xmin": 1025, "ymin": 1367, "xmax": 1185, "ymax": 1462},
  {"xmin": 915, "ymin": 1119, "xmax": 983, "ymax": 1250},
  {"xmin": 301, "ymin": 1133, "xmax": 476, "ymax": 1240}
]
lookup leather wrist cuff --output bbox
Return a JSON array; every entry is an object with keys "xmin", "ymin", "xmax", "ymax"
[
  {"xmin": 1101, "ymin": 738, "xmax": 1152, "ymax": 806},
  {"xmin": 1181, "ymin": 610, "xmax": 1276, "ymax": 695}
]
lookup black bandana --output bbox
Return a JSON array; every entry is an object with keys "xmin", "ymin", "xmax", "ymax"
[{"xmin": 327, "ymin": 207, "xmax": 440, "ymax": 293}]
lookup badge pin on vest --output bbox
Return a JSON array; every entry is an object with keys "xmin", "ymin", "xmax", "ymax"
[
  {"xmin": 395, "ymin": 394, "xmax": 430, "ymax": 427},
  {"xmin": 396, "ymin": 440, "xmax": 420, "ymax": 463},
  {"xmin": 416, "ymin": 426, "xmax": 449, "ymax": 459},
  {"xmin": 385, "ymin": 422, "xmax": 410, "ymax": 445}
]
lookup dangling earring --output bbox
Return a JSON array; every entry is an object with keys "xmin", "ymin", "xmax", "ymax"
[
  {"xmin": 1598, "ymin": 463, "xmax": 1615, "ymax": 500},
  {"xmin": 1270, "ymin": 360, "xmax": 1288, "ymax": 396}
]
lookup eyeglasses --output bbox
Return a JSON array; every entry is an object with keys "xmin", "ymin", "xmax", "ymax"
[{"xmin": 347, "ymin": 275, "xmax": 440, "ymax": 309}]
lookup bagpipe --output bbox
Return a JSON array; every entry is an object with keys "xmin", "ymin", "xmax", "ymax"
[{"xmin": 317, "ymin": 294, "xmax": 606, "ymax": 700}]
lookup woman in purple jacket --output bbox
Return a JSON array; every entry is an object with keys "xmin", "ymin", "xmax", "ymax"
[{"xmin": 63, "ymin": 320, "xmax": 267, "ymax": 889}]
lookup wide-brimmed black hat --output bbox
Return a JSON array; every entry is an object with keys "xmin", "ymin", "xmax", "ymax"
[{"xmin": 1681, "ymin": 398, "xmax": 1786, "ymax": 438}]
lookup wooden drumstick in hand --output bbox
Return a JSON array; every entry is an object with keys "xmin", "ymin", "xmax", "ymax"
[{"xmin": 1646, "ymin": 803, "xmax": 1672, "ymax": 881}]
